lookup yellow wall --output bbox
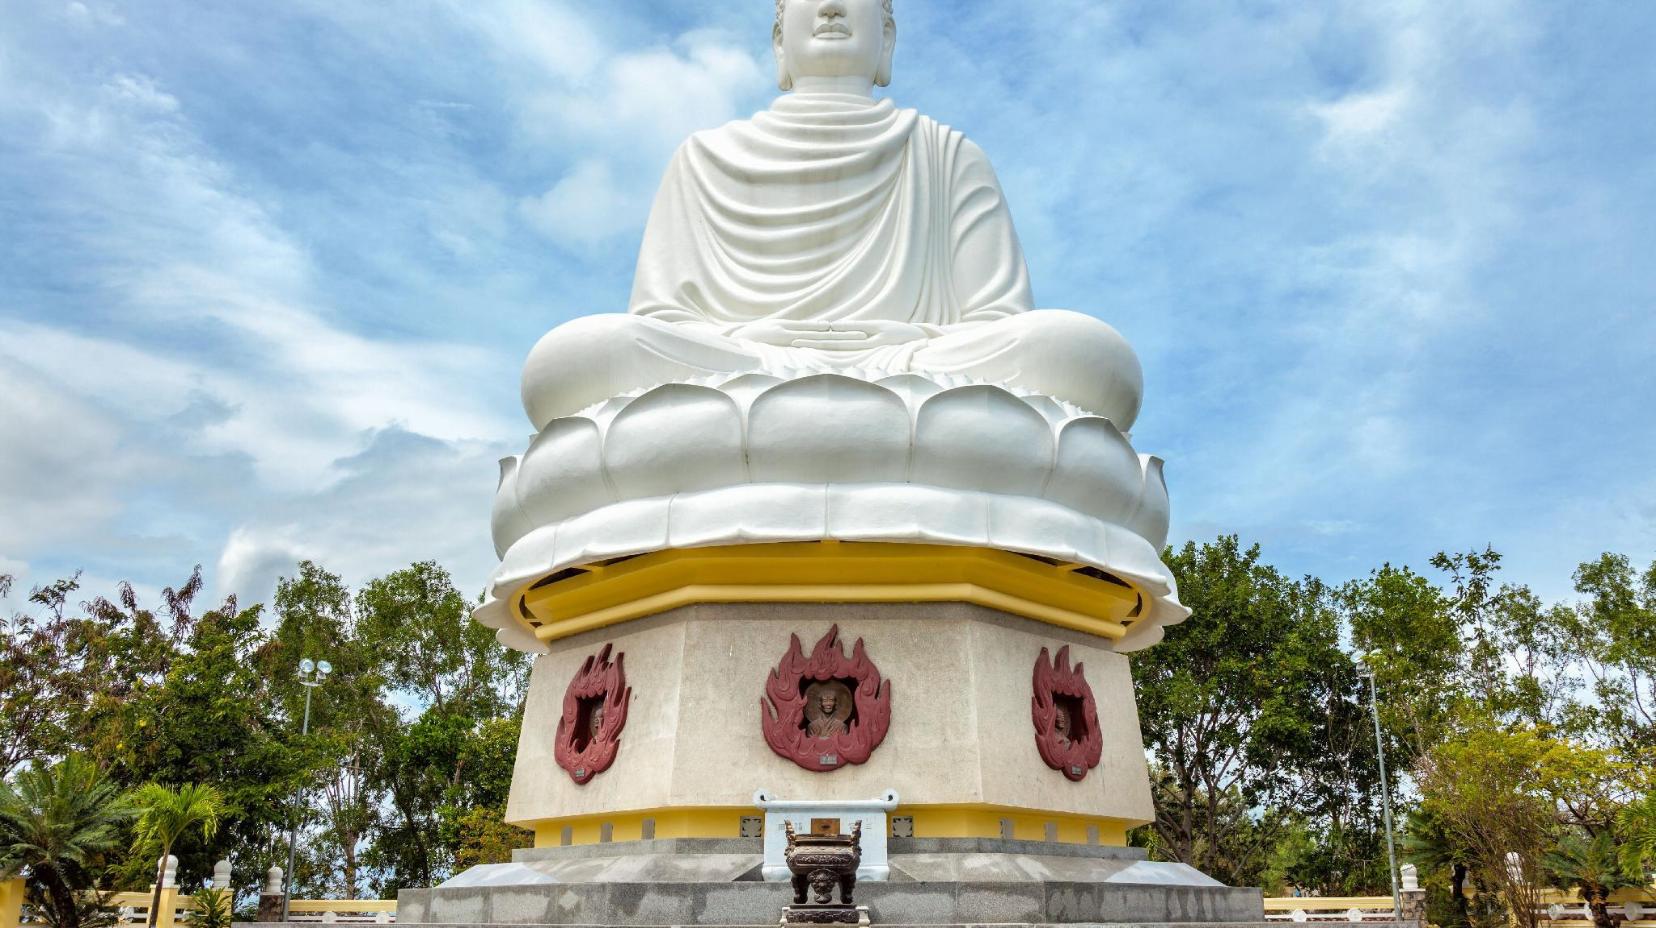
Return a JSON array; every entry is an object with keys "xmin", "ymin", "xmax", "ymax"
[
  {"xmin": 527, "ymin": 804, "xmax": 1132, "ymax": 849},
  {"xmin": 0, "ymin": 878, "xmax": 24, "ymax": 928},
  {"xmin": 521, "ymin": 542, "xmax": 1142, "ymax": 644}
]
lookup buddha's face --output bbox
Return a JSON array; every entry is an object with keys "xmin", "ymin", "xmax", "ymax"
[
  {"xmin": 774, "ymin": 0, "xmax": 895, "ymax": 92},
  {"xmin": 818, "ymin": 692, "xmax": 837, "ymax": 716}
]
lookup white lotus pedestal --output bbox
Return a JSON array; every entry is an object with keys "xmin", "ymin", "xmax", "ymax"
[
  {"xmin": 394, "ymin": 371, "xmax": 1316, "ymax": 926},
  {"xmin": 475, "ymin": 370, "xmax": 1186, "ymax": 852}
]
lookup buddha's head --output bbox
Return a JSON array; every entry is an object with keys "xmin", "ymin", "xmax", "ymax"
[{"xmin": 774, "ymin": 0, "xmax": 895, "ymax": 94}]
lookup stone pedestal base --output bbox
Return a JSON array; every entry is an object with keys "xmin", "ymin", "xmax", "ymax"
[
  {"xmin": 398, "ymin": 838, "xmax": 1280, "ymax": 926},
  {"xmin": 256, "ymin": 893, "xmax": 283, "ymax": 922},
  {"xmin": 508, "ymin": 601, "xmax": 1155, "ymax": 847}
]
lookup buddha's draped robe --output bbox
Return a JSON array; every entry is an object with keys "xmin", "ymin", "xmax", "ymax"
[
  {"xmin": 521, "ymin": 94, "xmax": 1142, "ymax": 430},
  {"xmin": 630, "ymin": 94, "xmax": 1033, "ymax": 336}
]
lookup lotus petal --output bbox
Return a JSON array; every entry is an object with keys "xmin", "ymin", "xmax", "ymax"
[
  {"xmin": 1047, "ymin": 417, "xmax": 1143, "ymax": 525},
  {"xmin": 1128, "ymin": 455, "xmax": 1171, "ymax": 549},
  {"xmin": 873, "ymin": 373, "xmax": 944, "ymax": 412},
  {"xmin": 490, "ymin": 455, "xmax": 532, "ymax": 558},
  {"xmin": 604, "ymin": 384, "xmax": 744, "ymax": 499},
  {"xmin": 1019, "ymin": 394, "xmax": 1073, "ymax": 427},
  {"xmin": 717, "ymin": 372, "xmax": 786, "ymax": 414},
  {"xmin": 913, "ymin": 386, "xmax": 1052, "ymax": 496},
  {"xmin": 515, "ymin": 418, "xmax": 611, "ymax": 525},
  {"xmin": 748, "ymin": 375, "xmax": 911, "ymax": 483}
]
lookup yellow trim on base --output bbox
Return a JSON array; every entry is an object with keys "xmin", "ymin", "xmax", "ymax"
[
  {"xmin": 0, "ymin": 877, "xmax": 25, "ymax": 928},
  {"xmin": 530, "ymin": 807, "xmax": 751, "ymax": 848},
  {"xmin": 906, "ymin": 805, "xmax": 1132, "ymax": 846},
  {"xmin": 520, "ymin": 542, "xmax": 1143, "ymax": 644},
  {"xmin": 523, "ymin": 804, "xmax": 1135, "ymax": 849}
]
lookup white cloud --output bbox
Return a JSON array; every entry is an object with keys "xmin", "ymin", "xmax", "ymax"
[
  {"xmin": 449, "ymin": 0, "xmax": 606, "ymax": 85},
  {"xmin": 519, "ymin": 159, "xmax": 638, "ymax": 247},
  {"xmin": 2, "ymin": 0, "xmax": 1652, "ymax": 622},
  {"xmin": 497, "ymin": 24, "xmax": 766, "ymax": 247},
  {"xmin": 0, "ymin": 355, "xmax": 134, "ymax": 553},
  {"xmin": 213, "ymin": 428, "xmax": 510, "ymax": 604},
  {"xmin": 1310, "ymin": 86, "xmax": 1411, "ymax": 152},
  {"xmin": 104, "ymin": 73, "xmax": 180, "ymax": 114}
]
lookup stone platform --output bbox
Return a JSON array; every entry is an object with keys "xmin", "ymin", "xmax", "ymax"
[{"xmin": 396, "ymin": 838, "xmax": 1287, "ymax": 927}]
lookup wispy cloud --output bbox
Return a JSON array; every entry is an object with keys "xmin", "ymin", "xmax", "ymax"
[{"xmin": 1, "ymin": 0, "xmax": 1651, "ymax": 613}]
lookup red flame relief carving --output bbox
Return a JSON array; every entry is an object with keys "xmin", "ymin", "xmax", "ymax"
[
  {"xmin": 554, "ymin": 644, "xmax": 631, "ymax": 785},
  {"xmin": 760, "ymin": 625, "xmax": 892, "ymax": 772},
  {"xmin": 1032, "ymin": 646, "xmax": 1103, "ymax": 782}
]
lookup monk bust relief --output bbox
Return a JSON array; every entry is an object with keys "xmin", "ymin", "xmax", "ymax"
[
  {"xmin": 803, "ymin": 681, "xmax": 854, "ymax": 739},
  {"xmin": 520, "ymin": 0, "xmax": 1144, "ymax": 432}
]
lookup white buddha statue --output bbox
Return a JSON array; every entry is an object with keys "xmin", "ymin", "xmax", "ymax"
[{"xmin": 521, "ymin": 0, "xmax": 1144, "ymax": 432}]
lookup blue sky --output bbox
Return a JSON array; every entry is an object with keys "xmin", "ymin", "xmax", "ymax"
[{"xmin": 1, "ymin": 0, "xmax": 1652, "ymax": 614}]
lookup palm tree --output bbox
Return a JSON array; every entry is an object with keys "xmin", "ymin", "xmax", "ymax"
[
  {"xmin": 1620, "ymin": 797, "xmax": 1656, "ymax": 881},
  {"xmin": 1545, "ymin": 830, "xmax": 1642, "ymax": 928},
  {"xmin": 1405, "ymin": 807, "xmax": 1474, "ymax": 928},
  {"xmin": 131, "ymin": 784, "xmax": 224, "ymax": 928},
  {"xmin": 0, "ymin": 756, "xmax": 134, "ymax": 928}
]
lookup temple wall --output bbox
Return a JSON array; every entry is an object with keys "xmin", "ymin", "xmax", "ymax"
[{"xmin": 505, "ymin": 601, "xmax": 1154, "ymax": 844}]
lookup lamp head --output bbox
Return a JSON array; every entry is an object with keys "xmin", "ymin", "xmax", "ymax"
[{"xmin": 299, "ymin": 658, "xmax": 315, "ymax": 675}]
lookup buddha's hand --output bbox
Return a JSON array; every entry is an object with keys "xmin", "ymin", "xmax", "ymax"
[
  {"xmin": 725, "ymin": 319, "xmax": 838, "ymax": 347},
  {"xmin": 792, "ymin": 321, "xmax": 931, "ymax": 350}
]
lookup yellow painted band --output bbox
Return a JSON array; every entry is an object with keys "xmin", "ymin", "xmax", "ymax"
[
  {"xmin": 0, "ymin": 878, "xmax": 24, "ymax": 928},
  {"xmin": 521, "ymin": 542, "xmax": 1142, "ymax": 644},
  {"xmin": 523, "ymin": 804, "xmax": 1134, "ymax": 849},
  {"xmin": 530, "ymin": 806, "xmax": 752, "ymax": 848},
  {"xmin": 286, "ymin": 901, "xmax": 399, "ymax": 913}
]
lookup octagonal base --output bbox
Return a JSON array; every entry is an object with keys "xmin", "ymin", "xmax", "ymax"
[{"xmin": 506, "ymin": 599, "xmax": 1154, "ymax": 846}]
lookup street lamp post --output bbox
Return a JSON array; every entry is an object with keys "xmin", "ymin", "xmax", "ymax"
[
  {"xmin": 1363, "ymin": 666, "xmax": 1403, "ymax": 920},
  {"xmin": 282, "ymin": 658, "xmax": 332, "ymax": 922}
]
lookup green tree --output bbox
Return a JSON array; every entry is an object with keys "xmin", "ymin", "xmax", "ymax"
[
  {"xmin": 1342, "ymin": 564, "xmax": 1461, "ymax": 763},
  {"xmin": 355, "ymin": 562, "xmax": 526, "ymax": 715},
  {"xmin": 131, "ymin": 784, "xmax": 224, "ymax": 928},
  {"xmin": 1617, "ymin": 794, "xmax": 1656, "ymax": 880},
  {"xmin": 0, "ymin": 756, "xmax": 134, "ymax": 928},
  {"xmin": 0, "ymin": 574, "xmax": 76, "ymax": 776},
  {"xmin": 1404, "ymin": 804, "xmax": 1475, "ymax": 928},
  {"xmin": 1545, "ymin": 829, "xmax": 1642, "ymax": 928},
  {"xmin": 355, "ymin": 563, "xmax": 529, "ymax": 894},
  {"xmin": 1134, "ymin": 536, "xmax": 1376, "ymax": 888},
  {"xmin": 1416, "ymin": 726, "xmax": 1624, "ymax": 928},
  {"xmin": 112, "ymin": 595, "xmax": 300, "ymax": 893},
  {"xmin": 261, "ymin": 562, "xmax": 382, "ymax": 899},
  {"xmin": 1562, "ymin": 554, "xmax": 1656, "ymax": 754}
]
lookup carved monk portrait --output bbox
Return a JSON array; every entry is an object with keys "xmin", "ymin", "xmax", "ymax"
[
  {"xmin": 804, "ymin": 681, "xmax": 854, "ymax": 739},
  {"xmin": 1052, "ymin": 704, "xmax": 1072, "ymax": 747},
  {"xmin": 520, "ymin": 0, "xmax": 1144, "ymax": 435}
]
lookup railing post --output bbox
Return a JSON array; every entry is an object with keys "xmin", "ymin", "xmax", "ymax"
[
  {"xmin": 1400, "ymin": 863, "xmax": 1427, "ymax": 924},
  {"xmin": 0, "ymin": 877, "xmax": 25, "ymax": 928},
  {"xmin": 155, "ymin": 887, "xmax": 178, "ymax": 928},
  {"xmin": 258, "ymin": 866, "xmax": 286, "ymax": 922},
  {"xmin": 150, "ymin": 854, "xmax": 180, "ymax": 928}
]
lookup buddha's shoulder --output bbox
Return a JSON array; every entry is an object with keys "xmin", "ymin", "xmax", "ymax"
[
  {"xmin": 674, "ymin": 102, "xmax": 963, "ymax": 144},
  {"xmin": 668, "ymin": 102, "xmax": 989, "ymax": 173}
]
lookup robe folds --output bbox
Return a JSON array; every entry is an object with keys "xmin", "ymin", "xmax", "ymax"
[
  {"xmin": 628, "ymin": 93, "xmax": 1035, "ymax": 329},
  {"xmin": 520, "ymin": 93, "xmax": 1143, "ymax": 430}
]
